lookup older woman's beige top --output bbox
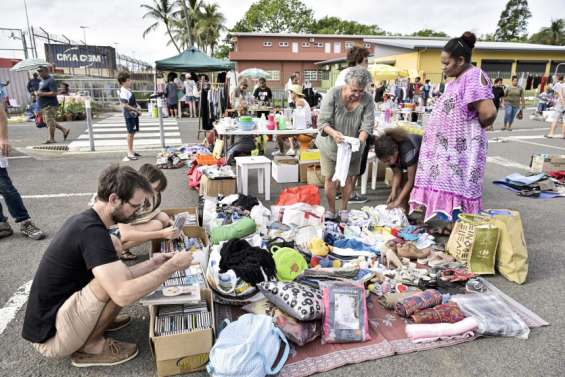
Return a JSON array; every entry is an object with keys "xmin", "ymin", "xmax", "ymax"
[{"xmin": 316, "ymin": 86, "xmax": 375, "ymax": 160}]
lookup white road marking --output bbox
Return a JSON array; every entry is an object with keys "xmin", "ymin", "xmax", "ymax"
[
  {"xmin": 0, "ymin": 280, "xmax": 32, "ymax": 335},
  {"xmin": 1, "ymin": 192, "xmax": 94, "ymax": 200},
  {"xmin": 510, "ymin": 139, "xmax": 565, "ymax": 152},
  {"xmin": 487, "ymin": 156, "xmax": 531, "ymax": 170},
  {"xmin": 78, "ymin": 132, "xmax": 180, "ymax": 140},
  {"xmin": 6, "ymin": 156, "xmax": 32, "ymax": 160}
]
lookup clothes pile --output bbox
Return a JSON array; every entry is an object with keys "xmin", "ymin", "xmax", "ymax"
[{"xmin": 493, "ymin": 172, "xmax": 565, "ymax": 198}]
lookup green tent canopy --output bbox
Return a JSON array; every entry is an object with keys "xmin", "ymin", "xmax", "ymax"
[{"xmin": 155, "ymin": 47, "xmax": 234, "ymax": 72}]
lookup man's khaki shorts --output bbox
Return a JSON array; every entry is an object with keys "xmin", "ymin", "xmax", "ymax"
[
  {"xmin": 41, "ymin": 106, "xmax": 58, "ymax": 131},
  {"xmin": 33, "ymin": 283, "xmax": 106, "ymax": 358}
]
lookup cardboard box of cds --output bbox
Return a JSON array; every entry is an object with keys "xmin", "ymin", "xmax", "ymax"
[
  {"xmin": 150, "ymin": 222, "xmax": 208, "ymax": 258},
  {"xmin": 149, "ymin": 289, "xmax": 215, "ymax": 376},
  {"xmin": 162, "ymin": 207, "xmax": 200, "ymax": 227}
]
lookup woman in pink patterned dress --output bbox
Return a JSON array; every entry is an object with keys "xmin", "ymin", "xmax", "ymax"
[{"xmin": 409, "ymin": 32, "xmax": 497, "ymax": 228}]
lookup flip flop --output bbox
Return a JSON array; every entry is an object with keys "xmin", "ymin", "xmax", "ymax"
[{"xmin": 63, "ymin": 129, "xmax": 71, "ymax": 140}]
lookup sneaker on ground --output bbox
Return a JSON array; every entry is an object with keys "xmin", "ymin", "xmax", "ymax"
[
  {"xmin": 349, "ymin": 194, "xmax": 368, "ymax": 204},
  {"xmin": 0, "ymin": 221, "xmax": 13, "ymax": 239},
  {"xmin": 20, "ymin": 220, "xmax": 45, "ymax": 240},
  {"xmin": 325, "ymin": 211, "xmax": 336, "ymax": 220},
  {"xmin": 286, "ymin": 149, "xmax": 296, "ymax": 156},
  {"xmin": 106, "ymin": 315, "xmax": 132, "ymax": 332},
  {"xmin": 133, "ymin": 152, "xmax": 141, "ymax": 157},
  {"xmin": 272, "ymin": 150, "xmax": 282, "ymax": 156},
  {"xmin": 126, "ymin": 154, "xmax": 138, "ymax": 161},
  {"xmin": 71, "ymin": 338, "xmax": 139, "ymax": 368}
]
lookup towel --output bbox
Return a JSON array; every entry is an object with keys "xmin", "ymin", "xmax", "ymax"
[
  {"xmin": 332, "ymin": 137, "xmax": 361, "ymax": 187},
  {"xmin": 405, "ymin": 317, "xmax": 479, "ymax": 341}
]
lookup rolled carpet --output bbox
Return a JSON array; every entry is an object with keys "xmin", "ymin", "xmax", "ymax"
[{"xmin": 395, "ymin": 289, "xmax": 442, "ymax": 317}]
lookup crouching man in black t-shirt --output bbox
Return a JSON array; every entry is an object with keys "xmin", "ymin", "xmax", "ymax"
[{"xmin": 21, "ymin": 164, "xmax": 193, "ymax": 368}]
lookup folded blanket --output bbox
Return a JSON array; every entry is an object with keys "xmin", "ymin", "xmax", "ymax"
[
  {"xmin": 405, "ymin": 316, "xmax": 479, "ymax": 341},
  {"xmin": 411, "ymin": 303, "xmax": 466, "ymax": 324},
  {"xmin": 395, "ymin": 289, "xmax": 442, "ymax": 317},
  {"xmin": 378, "ymin": 291, "xmax": 421, "ymax": 310}
]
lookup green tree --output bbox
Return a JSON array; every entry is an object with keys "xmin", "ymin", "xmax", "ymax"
[
  {"xmin": 172, "ymin": 0, "xmax": 204, "ymax": 49},
  {"xmin": 494, "ymin": 0, "xmax": 532, "ymax": 41},
  {"xmin": 141, "ymin": 0, "xmax": 181, "ymax": 53},
  {"xmin": 231, "ymin": 0, "xmax": 314, "ymax": 33},
  {"xmin": 197, "ymin": 3, "xmax": 226, "ymax": 55},
  {"xmin": 529, "ymin": 19, "xmax": 565, "ymax": 45},
  {"xmin": 410, "ymin": 29, "xmax": 449, "ymax": 38},
  {"xmin": 309, "ymin": 16, "xmax": 384, "ymax": 35}
]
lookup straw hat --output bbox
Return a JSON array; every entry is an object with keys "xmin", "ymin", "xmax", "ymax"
[{"xmin": 289, "ymin": 84, "xmax": 305, "ymax": 97}]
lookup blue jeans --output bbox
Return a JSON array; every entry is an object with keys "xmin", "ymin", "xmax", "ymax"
[
  {"xmin": 504, "ymin": 105, "xmax": 518, "ymax": 126},
  {"xmin": 0, "ymin": 167, "xmax": 30, "ymax": 223}
]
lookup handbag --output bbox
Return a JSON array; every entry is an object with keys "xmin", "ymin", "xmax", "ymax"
[
  {"xmin": 208, "ymin": 314, "xmax": 289, "ymax": 377},
  {"xmin": 446, "ymin": 214, "xmax": 500, "ymax": 275},
  {"xmin": 483, "ymin": 209, "xmax": 528, "ymax": 284},
  {"xmin": 270, "ymin": 245, "xmax": 307, "ymax": 282},
  {"xmin": 517, "ymin": 109, "xmax": 523, "ymax": 120},
  {"xmin": 35, "ymin": 113, "xmax": 46, "ymax": 128}
]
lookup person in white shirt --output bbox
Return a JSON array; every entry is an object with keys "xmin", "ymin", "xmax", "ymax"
[
  {"xmin": 285, "ymin": 73, "xmax": 300, "ymax": 108},
  {"xmin": 183, "ymin": 74, "xmax": 197, "ymax": 117},
  {"xmin": 546, "ymin": 75, "xmax": 565, "ymax": 138},
  {"xmin": 275, "ymin": 85, "xmax": 311, "ymax": 157}
]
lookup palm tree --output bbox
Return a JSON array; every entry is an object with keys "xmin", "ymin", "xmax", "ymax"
[
  {"xmin": 529, "ymin": 18, "xmax": 564, "ymax": 45},
  {"xmin": 141, "ymin": 0, "xmax": 181, "ymax": 53},
  {"xmin": 197, "ymin": 3, "xmax": 226, "ymax": 55},
  {"xmin": 173, "ymin": 0, "xmax": 204, "ymax": 48}
]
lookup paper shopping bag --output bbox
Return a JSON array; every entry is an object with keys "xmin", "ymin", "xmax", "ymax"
[
  {"xmin": 446, "ymin": 214, "xmax": 500, "ymax": 275},
  {"xmin": 483, "ymin": 209, "xmax": 528, "ymax": 284}
]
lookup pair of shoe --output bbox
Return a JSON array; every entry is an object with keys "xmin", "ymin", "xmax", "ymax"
[
  {"xmin": 71, "ymin": 315, "xmax": 136, "ymax": 368},
  {"xmin": 1, "ymin": 220, "xmax": 45, "ymax": 240},
  {"xmin": 349, "ymin": 193, "xmax": 368, "ymax": 204}
]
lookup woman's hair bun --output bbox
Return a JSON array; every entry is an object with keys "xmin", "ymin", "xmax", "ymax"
[{"xmin": 460, "ymin": 31, "xmax": 476, "ymax": 49}]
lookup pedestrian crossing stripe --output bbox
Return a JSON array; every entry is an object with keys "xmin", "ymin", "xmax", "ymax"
[{"xmin": 68, "ymin": 114, "xmax": 182, "ymax": 152}]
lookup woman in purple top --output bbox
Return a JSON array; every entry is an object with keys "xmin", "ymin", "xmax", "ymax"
[{"xmin": 409, "ymin": 32, "xmax": 497, "ymax": 227}]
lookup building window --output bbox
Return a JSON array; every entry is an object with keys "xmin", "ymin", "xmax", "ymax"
[
  {"xmin": 302, "ymin": 42, "xmax": 310, "ymax": 47},
  {"xmin": 304, "ymin": 70, "xmax": 320, "ymax": 81},
  {"xmin": 345, "ymin": 41, "xmax": 353, "ymax": 49},
  {"xmin": 264, "ymin": 70, "xmax": 280, "ymax": 81},
  {"xmin": 279, "ymin": 41, "xmax": 289, "ymax": 47},
  {"xmin": 324, "ymin": 42, "xmax": 331, "ymax": 53},
  {"xmin": 333, "ymin": 42, "xmax": 341, "ymax": 54},
  {"xmin": 292, "ymin": 42, "xmax": 299, "ymax": 53},
  {"xmin": 263, "ymin": 41, "xmax": 272, "ymax": 47},
  {"xmin": 320, "ymin": 70, "xmax": 330, "ymax": 80},
  {"xmin": 316, "ymin": 42, "xmax": 324, "ymax": 48}
]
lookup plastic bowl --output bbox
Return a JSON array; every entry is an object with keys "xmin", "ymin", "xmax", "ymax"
[{"xmin": 238, "ymin": 121, "xmax": 256, "ymax": 131}]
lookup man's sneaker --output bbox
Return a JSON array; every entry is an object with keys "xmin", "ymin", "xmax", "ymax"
[
  {"xmin": 125, "ymin": 154, "xmax": 138, "ymax": 161},
  {"xmin": 349, "ymin": 193, "xmax": 368, "ymax": 204},
  {"xmin": 20, "ymin": 220, "xmax": 45, "ymax": 240},
  {"xmin": 71, "ymin": 338, "xmax": 139, "ymax": 368},
  {"xmin": 133, "ymin": 152, "xmax": 141, "ymax": 157},
  {"xmin": 106, "ymin": 315, "xmax": 132, "ymax": 332},
  {"xmin": 286, "ymin": 149, "xmax": 296, "ymax": 156},
  {"xmin": 0, "ymin": 221, "xmax": 13, "ymax": 239}
]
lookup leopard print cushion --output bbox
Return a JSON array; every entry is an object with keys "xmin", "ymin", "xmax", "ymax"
[{"xmin": 257, "ymin": 281, "xmax": 323, "ymax": 321}]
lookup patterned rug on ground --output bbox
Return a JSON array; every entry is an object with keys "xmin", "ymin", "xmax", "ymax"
[{"xmin": 214, "ymin": 279, "xmax": 548, "ymax": 377}]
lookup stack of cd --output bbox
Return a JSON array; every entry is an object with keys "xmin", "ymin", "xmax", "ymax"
[{"xmin": 155, "ymin": 302, "xmax": 211, "ymax": 336}]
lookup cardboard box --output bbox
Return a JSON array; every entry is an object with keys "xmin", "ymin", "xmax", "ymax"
[
  {"xmin": 530, "ymin": 154, "xmax": 565, "ymax": 174},
  {"xmin": 299, "ymin": 148, "xmax": 320, "ymax": 161},
  {"xmin": 272, "ymin": 160, "xmax": 299, "ymax": 183},
  {"xmin": 149, "ymin": 289, "xmax": 215, "ymax": 376},
  {"xmin": 151, "ymin": 225, "xmax": 209, "ymax": 255},
  {"xmin": 299, "ymin": 161, "xmax": 321, "ymax": 183},
  {"xmin": 199, "ymin": 175, "xmax": 236, "ymax": 197},
  {"xmin": 162, "ymin": 207, "xmax": 199, "ymax": 227}
]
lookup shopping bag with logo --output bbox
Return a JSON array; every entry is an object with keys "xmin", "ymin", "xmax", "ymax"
[
  {"xmin": 207, "ymin": 314, "xmax": 290, "ymax": 377},
  {"xmin": 482, "ymin": 209, "xmax": 528, "ymax": 284},
  {"xmin": 276, "ymin": 184, "xmax": 320, "ymax": 206},
  {"xmin": 270, "ymin": 203, "xmax": 325, "ymax": 227},
  {"xmin": 446, "ymin": 214, "xmax": 500, "ymax": 275}
]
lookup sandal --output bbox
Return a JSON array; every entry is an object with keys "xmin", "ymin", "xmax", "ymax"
[{"xmin": 120, "ymin": 250, "xmax": 137, "ymax": 261}]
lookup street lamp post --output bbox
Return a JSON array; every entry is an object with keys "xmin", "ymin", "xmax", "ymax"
[{"xmin": 80, "ymin": 26, "xmax": 88, "ymax": 45}]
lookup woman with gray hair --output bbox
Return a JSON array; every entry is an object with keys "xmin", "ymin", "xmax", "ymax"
[{"xmin": 316, "ymin": 66, "xmax": 375, "ymax": 219}]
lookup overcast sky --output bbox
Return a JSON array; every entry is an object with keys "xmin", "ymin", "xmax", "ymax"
[{"xmin": 0, "ymin": 0, "xmax": 557, "ymax": 62}]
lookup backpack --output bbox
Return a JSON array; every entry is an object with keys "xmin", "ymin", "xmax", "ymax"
[{"xmin": 207, "ymin": 314, "xmax": 290, "ymax": 377}]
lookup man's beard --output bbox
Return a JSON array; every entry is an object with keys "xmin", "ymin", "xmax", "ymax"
[{"xmin": 111, "ymin": 205, "xmax": 134, "ymax": 224}]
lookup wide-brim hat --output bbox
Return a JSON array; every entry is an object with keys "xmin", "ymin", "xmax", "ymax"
[{"xmin": 290, "ymin": 84, "xmax": 305, "ymax": 97}]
